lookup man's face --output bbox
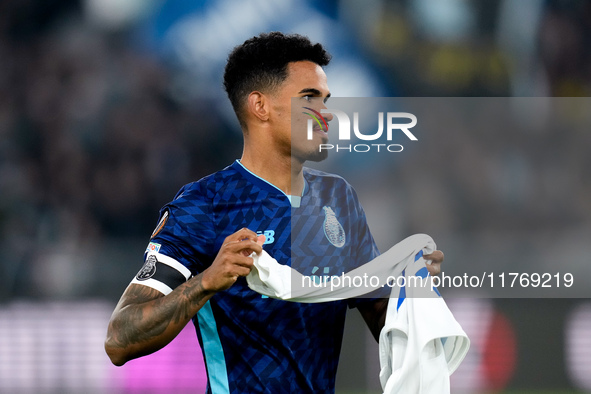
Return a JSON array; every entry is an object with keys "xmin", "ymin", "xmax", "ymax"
[{"xmin": 269, "ymin": 61, "xmax": 332, "ymax": 163}]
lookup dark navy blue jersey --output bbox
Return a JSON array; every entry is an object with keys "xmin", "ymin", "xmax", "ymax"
[{"xmin": 133, "ymin": 160, "xmax": 379, "ymax": 393}]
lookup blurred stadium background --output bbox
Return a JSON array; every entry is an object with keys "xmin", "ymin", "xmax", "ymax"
[{"xmin": 1, "ymin": 0, "xmax": 591, "ymax": 392}]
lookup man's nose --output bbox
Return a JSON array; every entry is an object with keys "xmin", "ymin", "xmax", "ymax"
[{"xmin": 320, "ymin": 108, "xmax": 333, "ymax": 122}]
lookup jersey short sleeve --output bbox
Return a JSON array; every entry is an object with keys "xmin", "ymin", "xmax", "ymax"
[{"xmin": 130, "ymin": 182, "xmax": 217, "ymax": 295}]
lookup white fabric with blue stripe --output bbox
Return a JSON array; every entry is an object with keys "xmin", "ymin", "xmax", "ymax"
[{"xmin": 247, "ymin": 234, "xmax": 470, "ymax": 394}]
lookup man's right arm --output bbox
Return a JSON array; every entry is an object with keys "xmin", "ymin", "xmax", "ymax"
[{"xmin": 104, "ymin": 228, "xmax": 264, "ymax": 366}]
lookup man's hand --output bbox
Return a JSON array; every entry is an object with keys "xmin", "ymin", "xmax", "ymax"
[
  {"xmin": 201, "ymin": 228, "xmax": 266, "ymax": 293},
  {"xmin": 423, "ymin": 250, "xmax": 444, "ymax": 276}
]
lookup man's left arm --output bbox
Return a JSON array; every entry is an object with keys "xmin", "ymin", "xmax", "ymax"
[{"xmin": 357, "ymin": 251, "xmax": 444, "ymax": 341}]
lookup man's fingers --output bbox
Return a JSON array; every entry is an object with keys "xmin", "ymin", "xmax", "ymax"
[
  {"xmin": 222, "ymin": 229, "xmax": 266, "ymax": 255},
  {"xmin": 223, "ymin": 238, "xmax": 263, "ymax": 254},
  {"xmin": 423, "ymin": 250, "xmax": 443, "ymax": 276},
  {"xmin": 426, "ymin": 263, "xmax": 441, "ymax": 276},
  {"xmin": 231, "ymin": 254, "xmax": 256, "ymax": 269},
  {"xmin": 423, "ymin": 250, "xmax": 444, "ymax": 264},
  {"xmin": 232, "ymin": 264, "xmax": 253, "ymax": 278},
  {"xmin": 225, "ymin": 228, "xmax": 259, "ymax": 243},
  {"xmin": 236, "ymin": 234, "xmax": 266, "ymax": 256}
]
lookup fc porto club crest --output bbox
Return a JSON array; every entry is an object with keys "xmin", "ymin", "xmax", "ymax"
[
  {"xmin": 136, "ymin": 255, "xmax": 157, "ymax": 281},
  {"xmin": 322, "ymin": 206, "xmax": 345, "ymax": 248}
]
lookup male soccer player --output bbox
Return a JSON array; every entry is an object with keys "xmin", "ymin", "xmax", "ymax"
[{"xmin": 105, "ymin": 32, "xmax": 443, "ymax": 393}]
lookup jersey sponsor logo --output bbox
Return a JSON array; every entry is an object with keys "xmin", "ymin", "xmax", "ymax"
[
  {"xmin": 257, "ymin": 230, "xmax": 275, "ymax": 245},
  {"xmin": 151, "ymin": 210, "xmax": 169, "ymax": 239},
  {"xmin": 145, "ymin": 241, "xmax": 161, "ymax": 254},
  {"xmin": 136, "ymin": 255, "xmax": 157, "ymax": 281},
  {"xmin": 322, "ymin": 206, "xmax": 345, "ymax": 248}
]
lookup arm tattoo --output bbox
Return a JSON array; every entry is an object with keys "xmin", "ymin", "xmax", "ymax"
[
  {"xmin": 109, "ymin": 285, "xmax": 165, "ymax": 349},
  {"xmin": 171, "ymin": 275, "xmax": 207, "ymax": 324},
  {"xmin": 108, "ymin": 273, "xmax": 210, "ymax": 351}
]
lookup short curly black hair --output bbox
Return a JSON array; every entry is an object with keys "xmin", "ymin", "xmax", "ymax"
[{"xmin": 223, "ymin": 32, "xmax": 331, "ymax": 128}]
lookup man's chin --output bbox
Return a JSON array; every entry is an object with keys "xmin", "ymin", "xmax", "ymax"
[
  {"xmin": 303, "ymin": 149, "xmax": 329, "ymax": 163},
  {"xmin": 292, "ymin": 140, "xmax": 329, "ymax": 163}
]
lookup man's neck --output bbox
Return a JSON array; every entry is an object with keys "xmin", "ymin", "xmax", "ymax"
[{"xmin": 240, "ymin": 152, "xmax": 305, "ymax": 197}]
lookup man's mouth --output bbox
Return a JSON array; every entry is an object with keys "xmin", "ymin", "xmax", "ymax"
[{"xmin": 313, "ymin": 125, "xmax": 328, "ymax": 136}]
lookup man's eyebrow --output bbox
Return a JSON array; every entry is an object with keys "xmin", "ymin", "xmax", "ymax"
[
  {"xmin": 298, "ymin": 88, "xmax": 331, "ymax": 102},
  {"xmin": 298, "ymin": 88, "xmax": 322, "ymax": 95}
]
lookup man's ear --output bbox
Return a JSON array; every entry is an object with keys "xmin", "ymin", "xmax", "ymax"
[{"xmin": 247, "ymin": 91, "xmax": 269, "ymax": 122}]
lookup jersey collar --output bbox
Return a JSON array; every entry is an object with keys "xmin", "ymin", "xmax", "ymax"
[{"xmin": 233, "ymin": 160, "xmax": 306, "ymax": 208}]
